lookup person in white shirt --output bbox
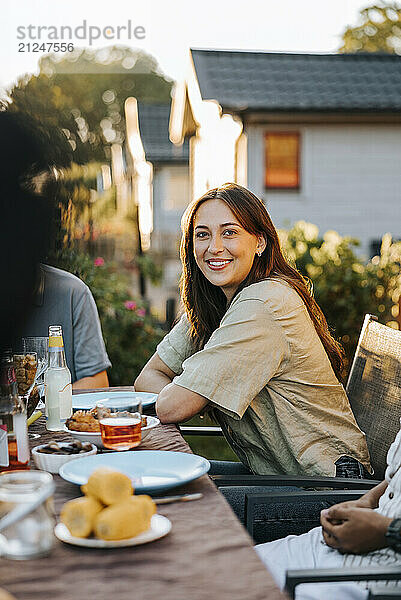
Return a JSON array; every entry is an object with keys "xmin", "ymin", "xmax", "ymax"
[{"xmin": 255, "ymin": 424, "xmax": 401, "ymax": 600}]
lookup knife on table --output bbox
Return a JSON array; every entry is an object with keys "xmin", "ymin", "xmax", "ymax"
[{"xmin": 153, "ymin": 492, "xmax": 203, "ymax": 504}]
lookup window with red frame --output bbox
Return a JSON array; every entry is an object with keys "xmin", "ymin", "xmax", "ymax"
[{"xmin": 264, "ymin": 132, "xmax": 300, "ymax": 189}]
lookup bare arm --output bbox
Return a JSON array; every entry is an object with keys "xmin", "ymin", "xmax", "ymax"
[
  {"xmin": 72, "ymin": 370, "xmax": 109, "ymax": 390},
  {"xmin": 134, "ymin": 353, "xmax": 176, "ymax": 394},
  {"xmin": 135, "ymin": 354, "xmax": 209, "ymax": 423},
  {"xmin": 156, "ymin": 383, "xmax": 209, "ymax": 424}
]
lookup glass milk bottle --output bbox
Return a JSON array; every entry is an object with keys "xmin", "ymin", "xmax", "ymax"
[
  {"xmin": 0, "ymin": 350, "xmax": 30, "ymax": 471},
  {"xmin": 44, "ymin": 326, "xmax": 72, "ymax": 431}
]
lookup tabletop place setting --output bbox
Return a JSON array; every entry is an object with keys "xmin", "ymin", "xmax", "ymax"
[
  {"xmin": 0, "ymin": 328, "xmax": 212, "ymax": 564},
  {"xmin": 0, "ymin": 324, "xmax": 282, "ymax": 600}
]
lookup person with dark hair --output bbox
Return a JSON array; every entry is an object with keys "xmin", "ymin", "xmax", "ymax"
[
  {"xmin": 135, "ymin": 183, "xmax": 370, "ymax": 478},
  {"xmin": 0, "ymin": 110, "xmax": 56, "ymax": 353},
  {"xmin": 0, "ymin": 109, "xmax": 110, "ymax": 388}
]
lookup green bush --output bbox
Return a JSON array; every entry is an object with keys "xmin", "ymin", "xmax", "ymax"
[
  {"xmin": 281, "ymin": 222, "xmax": 401, "ymax": 376},
  {"xmin": 54, "ymin": 251, "xmax": 164, "ymax": 385}
]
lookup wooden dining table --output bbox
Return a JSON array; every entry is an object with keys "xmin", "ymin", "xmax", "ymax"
[{"xmin": 0, "ymin": 388, "xmax": 287, "ymax": 600}]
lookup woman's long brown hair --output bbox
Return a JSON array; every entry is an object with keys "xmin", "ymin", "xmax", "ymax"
[{"xmin": 180, "ymin": 183, "xmax": 344, "ymax": 377}]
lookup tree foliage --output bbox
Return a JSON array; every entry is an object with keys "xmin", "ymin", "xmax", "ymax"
[
  {"xmin": 339, "ymin": 2, "xmax": 401, "ymax": 53},
  {"xmin": 54, "ymin": 251, "xmax": 164, "ymax": 385},
  {"xmin": 280, "ymin": 222, "xmax": 401, "ymax": 377},
  {"xmin": 7, "ymin": 46, "xmax": 173, "ymax": 163}
]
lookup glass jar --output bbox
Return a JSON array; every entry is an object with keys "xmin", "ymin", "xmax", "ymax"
[
  {"xmin": 0, "ymin": 350, "xmax": 30, "ymax": 471},
  {"xmin": 0, "ymin": 471, "xmax": 55, "ymax": 559}
]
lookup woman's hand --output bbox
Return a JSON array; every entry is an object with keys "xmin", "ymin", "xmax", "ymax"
[{"xmin": 320, "ymin": 506, "xmax": 392, "ymax": 554}]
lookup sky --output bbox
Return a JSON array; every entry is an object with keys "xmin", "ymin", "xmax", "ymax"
[{"xmin": 1, "ymin": 0, "xmax": 371, "ymax": 92}]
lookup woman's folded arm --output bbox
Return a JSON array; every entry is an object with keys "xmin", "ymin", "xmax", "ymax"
[
  {"xmin": 134, "ymin": 353, "xmax": 176, "ymax": 394},
  {"xmin": 156, "ymin": 383, "xmax": 209, "ymax": 424}
]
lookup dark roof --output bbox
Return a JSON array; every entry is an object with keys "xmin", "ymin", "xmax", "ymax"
[
  {"xmin": 191, "ymin": 49, "xmax": 401, "ymax": 113},
  {"xmin": 137, "ymin": 103, "xmax": 189, "ymax": 163}
]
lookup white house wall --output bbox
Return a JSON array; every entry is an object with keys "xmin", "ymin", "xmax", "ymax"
[
  {"xmin": 151, "ymin": 164, "xmax": 190, "ymax": 258},
  {"xmin": 246, "ymin": 123, "xmax": 401, "ymax": 257}
]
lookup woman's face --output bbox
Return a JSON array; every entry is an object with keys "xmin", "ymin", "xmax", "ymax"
[{"xmin": 193, "ymin": 198, "xmax": 266, "ymax": 302}]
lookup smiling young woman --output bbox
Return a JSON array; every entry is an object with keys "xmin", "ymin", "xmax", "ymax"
[{"xmin": 135, "ymin": 183, "xmax": 371, "ymax": 479}]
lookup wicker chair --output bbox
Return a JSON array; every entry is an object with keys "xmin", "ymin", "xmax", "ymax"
[{"xmin": 346, "ymin": 314, "xmax": 401, "ymax": 480}]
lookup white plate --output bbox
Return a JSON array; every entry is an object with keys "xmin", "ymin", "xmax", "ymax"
[
  {"xmin": 72, "ymin": 391, "xmax": 157, "ymax": 411},
  {"xmin": 54, "ymin": 514, "xmax": 171, "ymax": 548},
  {"xmin": 59, "ymin": 450, "xmax": 210, "ymax": 494},
  {"xmin": 64, "ymin": 415, "xmax": 160, "ymax": 448}
]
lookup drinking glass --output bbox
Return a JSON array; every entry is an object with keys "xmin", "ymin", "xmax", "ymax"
[
  {"xmin": 22, "ymin": 337, "xmax": 48, "ymax": 397},
  {"xmin": 96, "ymin": 398, "xmax": 142, "ymax": 451},
  {"xmin": 0, "ymin": 471, "xmax": 55, "ymax": 559},
  {"xmin": 13, "ymin": 352, "xmax": 41, "ymax": 439},
  {"xmin": 13, "ymin": 352, "xmax": 38, "ymax": 414}
]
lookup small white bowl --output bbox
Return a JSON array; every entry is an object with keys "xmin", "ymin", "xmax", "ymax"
[
  {"xmin": 32, "ymin": 442, "xmax": 97, "ymax": 474},
  {"xmin": 65, "ymin": 415, "xmax": 160, "ymax": 448}
]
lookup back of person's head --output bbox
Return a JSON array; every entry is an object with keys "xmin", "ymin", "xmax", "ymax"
[
  {"xmin": 0, "ymin": 111, "xmax": 52, "ymax": 185},
  {"xmin": 0, "ymin": 110, "xmax": 58, "ymax": 352}
]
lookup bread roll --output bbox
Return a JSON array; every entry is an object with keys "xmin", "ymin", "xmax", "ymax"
[
  {"xmin": 130, "ymin": 495, "xmax": 156, "ymax": 521},
  {"xmin": 60, "ymin": 496, "xmax": 103, "ymax": 538},
  {"xmin": 81, "ymin": 467, "xmax": 133, "ymax": 505},
  {"xmin": 94, "ymin": 495, "xmax": 156, "ymax": 541}
]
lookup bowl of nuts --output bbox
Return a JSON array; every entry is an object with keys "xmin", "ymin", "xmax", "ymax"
[{"xmin": 32, "ymin": 441, "xmax": 97, "ymax": 474}]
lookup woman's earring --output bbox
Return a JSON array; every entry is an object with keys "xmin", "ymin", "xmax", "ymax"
[{"xmin": 257, "ymin": 250, "xmax": 262, "ymax": 257}]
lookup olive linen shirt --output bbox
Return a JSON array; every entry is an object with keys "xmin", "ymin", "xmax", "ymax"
[{"xmin": 156, "ymin": 279, "xmax": 371, "ymax": 476}]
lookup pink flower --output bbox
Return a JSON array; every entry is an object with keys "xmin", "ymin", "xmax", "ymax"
[
  {"xmin": 136, "ymin": 308, "xmax": 146, "ymax": 317},
  {"xmin": 124, "ymin": 300, "xmax": 137, "ymax": 310},
  {"xmin": 94, "ymin": 257, "xmax": 105, "ymax": 267}
]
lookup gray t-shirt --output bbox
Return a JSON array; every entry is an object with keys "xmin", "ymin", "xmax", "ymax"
[{"xmin": 22, "ymin": 264, "xmax": 111, "ymax": 382}]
